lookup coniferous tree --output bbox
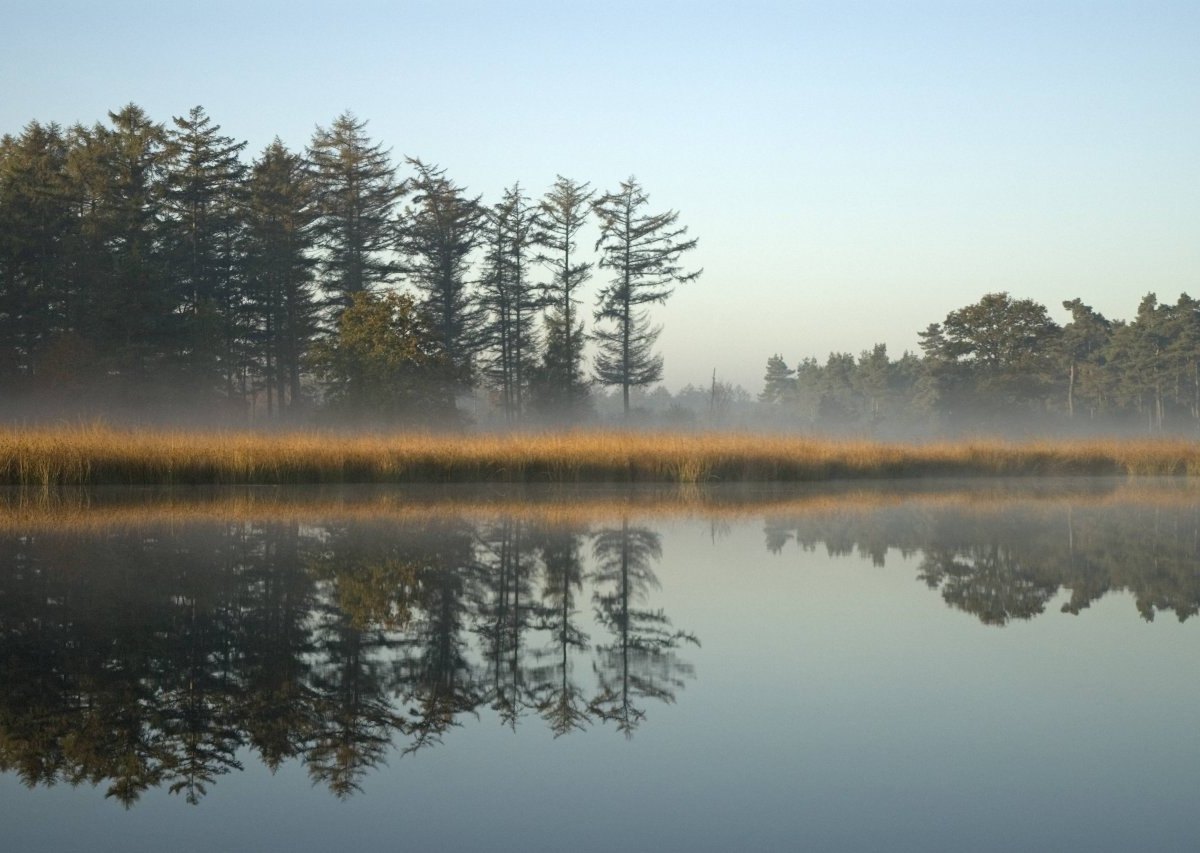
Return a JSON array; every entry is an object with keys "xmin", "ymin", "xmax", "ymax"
[
  {"xmin": 0, "ymin": 122, "xmax": 74, "ymax": 386},
  {"xmin": 1107, "ymin": 294, "xmax": 1170, "ymax": 430},
  {"xmin": 395, "ymin": 158, "xmax": 485, "ymax": 388},
  {"xmin": 591, "ymin": 177, "xmax": 700, "ymax": 414},
  {"xmin": 532, "ymin": 176, "xmax": 593, "ymax": 418},
  {"xmin": 308, "ymin": 113, "xmax": 402, "ymax": 313},
  {"xmin": 918, "ymin": 292, "xmax": 1060, "ymax": 421},
  {"xmin": 759, "ymin": 354, "xmax": 796, "ymax": 403},
  {"xmin": 86, "ymin": 104, "xmax": 175, "ymax": 390},
  {"xmin": 163, "ymin": 106, "xmax": 248, "ymax": 397},
  {"xmin": 244, "ymin": 139, "xmax": 319, "ymax": 416},
  {"xmin": 1059, "ymin": 299, "xmax": 1112, "ymax": 420},
  {"xmin": 479, "ymin": 183, "xmax": 540, "ymax": 421}
]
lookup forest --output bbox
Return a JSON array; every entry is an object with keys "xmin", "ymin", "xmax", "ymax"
[
  {"xmin": 3, "ymin": 104, "xmax": 1197, "ymax": 434},
  {"xmin": 759, "ymin": 291, "xmax": 1200, "ymax": 435},
  {"xmin": 0, "ymin": 104, "xmax": 698, "ymax": 425}
]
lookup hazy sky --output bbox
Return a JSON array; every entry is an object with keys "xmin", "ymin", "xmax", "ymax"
[{"xmin": 4, "ymin": 0, "xmax": 1197, "ymax": 391}]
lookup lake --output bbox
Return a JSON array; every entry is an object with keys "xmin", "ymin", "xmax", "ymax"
[{"xmin": 1, "ymin": 479, "xmax": 1197, "ymax": 852}]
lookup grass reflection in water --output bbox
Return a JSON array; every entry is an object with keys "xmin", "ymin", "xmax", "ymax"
[{"xmin": 0, "ymin": 480, "xmax": 1197, "ymax": 805}]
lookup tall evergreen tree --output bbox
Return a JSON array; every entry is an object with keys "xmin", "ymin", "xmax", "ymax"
[
  {"xmin": 1059, "ymin": 298, "xmax": 1112, "ymax": 420},
  {"xmin": 395, "ymin": 158, "xmax": 485, "ymax": 388},
  {"xmin": 532, "ymin": 176, "xmax": 593, "ymax": 417},
  {"xmin": 86, "ymin": 104, "xmax": 175, "ymax": 388},
  {"xmin": 0, "ymin": 122, "xmax": 73, "ymax": 385},
  {"xmin": 163, "ymin": 106, "xmax": 248, "ymax": 396},
  {"xmin": 479, "ymin": 183, "xmax": 540, "ymax": 421},
  {"xmin": 308, "ymin": 113, "xmax": 402, "ymax": 313},
  {"xmin": 759, "ymin": 354, "xmax": 795, "ymax": 403},
  {"xmin": 591, "ymin": 177, "xmax": 700, "ymax": 414},
  {"xmin": 244, "ymin": 139, "xmax": 319, "ymax": 415}
]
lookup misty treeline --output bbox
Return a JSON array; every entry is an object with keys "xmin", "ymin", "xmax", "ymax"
[
  {"xmin": 761, "ymin": 292, "xmax": 1200, "ymax": 435},
  {"xmin": 0, "ymin": 104, "xmax": 699, "ymax": 425}
]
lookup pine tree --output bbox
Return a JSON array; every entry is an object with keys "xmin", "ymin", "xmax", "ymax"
[
  {"xmin": 759, "ymin": 354, "xmax": 795, "ymax": 403},
  {"xmin": 86, "ymin": 104, "xmax": 175, "ymax": 389},
  {"xmin": 591, "ymin": 177, "xmax": 700, "ymax": 414},
  {"xmin": 532, "ymin": 176, "xmax": 593, "ymax": 417},
  {"xmin": 0, "ymin": 122, "xmax": 74, "ymax": 386},
  {"xmin": 1059, "ymin": 299, "xmax": 1112, "ymax": 419},
  {"xmin": 244, "ymin": 139, "xmax": 319, "ymax": 416},
  {"xmin": 308, "ymin": 113, "xmax": 402, "ymax": 313},
  {"xmin": 395, "ymin": 158, "xmax": 485, "ymax": 387},
  {"xmin": 479, "ymin": 183, "xmax": 541, "ymax": 421},
  {"xmin": 163, "ymin": 106, "xmax": 248, "ymax": 396}
]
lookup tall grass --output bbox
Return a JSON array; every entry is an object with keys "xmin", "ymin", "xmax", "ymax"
[
  {"xmin": 3, "ymin": 479, "xmax": 1197, "ymax": 533},
  {"xmin": 2, "ymin": 424, "xmax": 1200, "ymax": 486}
]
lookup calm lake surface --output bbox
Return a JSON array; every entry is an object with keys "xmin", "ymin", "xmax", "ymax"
[{"xmin": 1, "ymin": 479, "xmax": 1198, "ymax": 852}]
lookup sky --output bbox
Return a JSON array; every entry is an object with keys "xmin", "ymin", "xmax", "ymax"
[{"xmin": 3, "ymin": 0, "xmax": 1198, "ymax": 391}]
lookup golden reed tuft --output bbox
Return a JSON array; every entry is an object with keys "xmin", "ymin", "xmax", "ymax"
[{"xmin": 2, "ymin": 424, "xmax": 1200, "ymax": 486}]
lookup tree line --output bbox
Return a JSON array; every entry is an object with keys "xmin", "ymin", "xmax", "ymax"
[
  {"xmin": 761, "ymin": 291, "xmax": 1200, "ymax": 434},
  {"xmin": 0, "ymin": 105, "xmax": 700, "ymax": 423}
]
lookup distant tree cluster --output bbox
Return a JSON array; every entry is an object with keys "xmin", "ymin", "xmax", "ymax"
[
  {"xmin": 0, "ymin": 105, "xmax": 700, "ymax": 424},
  {"xmin": 760, "ymin": 291, "xmax": 1200, "ymax": 434}
]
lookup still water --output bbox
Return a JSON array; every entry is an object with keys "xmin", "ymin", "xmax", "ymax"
[{"xmin": 0, "ymin": 480, "xmax": 1197, "ymax": 852}]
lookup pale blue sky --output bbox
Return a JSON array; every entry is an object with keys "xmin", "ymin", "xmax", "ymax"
[{"xmin": 4, "ymin": 0, "xmax": 1197, "ymax": 390}]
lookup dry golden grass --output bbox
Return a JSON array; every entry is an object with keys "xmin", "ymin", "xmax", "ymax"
[
  {"xmin": 3, "ymin": 423, "xmax": 1200, "ymax": 487},
  {"xmin": 2, "ymin": 480, "xmax": 1198, "ymax": 534}
]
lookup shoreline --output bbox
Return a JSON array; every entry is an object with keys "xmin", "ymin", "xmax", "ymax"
[{"xmin": 4, "ymin": 426, "xmax": 1200, "ymax": 486}]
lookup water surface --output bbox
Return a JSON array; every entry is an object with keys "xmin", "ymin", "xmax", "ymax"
[{"xmin": 1, "ymin": 480, "xmax": 1197, "ymax": 851}]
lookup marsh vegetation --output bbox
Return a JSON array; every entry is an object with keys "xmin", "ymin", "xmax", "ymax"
[{"xmin": 6, "ymin": 425, "xmax": 1200, "ymax": 486}]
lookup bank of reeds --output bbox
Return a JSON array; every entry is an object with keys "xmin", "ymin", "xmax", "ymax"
[
  {"xmin": 2, "ymin": 424, "xmax": 1200, "ymax": 487},
  {"xmin": 3, "ymin": 479, "xmax": 1198, "ymax": 533}
]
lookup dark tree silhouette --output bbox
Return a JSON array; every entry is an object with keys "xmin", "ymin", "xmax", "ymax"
[{"xmin": 591, "ymin": 177, "xmax": 700, "ymax": 414}]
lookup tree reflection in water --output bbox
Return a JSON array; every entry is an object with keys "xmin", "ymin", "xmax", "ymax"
[
  {"xmin": 764, "ymin": 497, "xmax": 1200, "ymax": 625},
  {"xmin": 3, "ymin": 492, "xmax": 1200, "ymax": 804},
  {"xmin": 0, "ymin": 514, "xmax": 696, "ymax": 804}
]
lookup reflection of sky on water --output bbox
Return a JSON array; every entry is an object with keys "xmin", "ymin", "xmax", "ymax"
[{"xmin": 1, "ymin": 484, "xmax": 1198, "ymax": 852}]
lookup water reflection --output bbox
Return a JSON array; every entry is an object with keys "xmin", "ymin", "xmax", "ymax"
[
  {"xmin": 0, "ymin": 515, "xmax": 696, "ymax": 804},
  {"xmin": 3, "ymin": 482, "xmax": 1200, "ymax": 807},
  {"xmin": 763, "ymin": 493, "xmax": 1200, "ymax": 624}
]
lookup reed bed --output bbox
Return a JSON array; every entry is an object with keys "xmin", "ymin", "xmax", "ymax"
[
  {"xmin": 2, "ymin": 424, "xmax": 1200, "ymax": 487},
  {"xmin": 3, "ymin": 480, "xmax": 1197, "ymax": 534}
]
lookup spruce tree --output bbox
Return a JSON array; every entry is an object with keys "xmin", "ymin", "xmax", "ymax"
[
  {"xmin": 86, "ymin": 104, "xmax": 174, "ymax": 389},
  {"xmin": 479, "ymin": 183, "xmax": 540, "ymax": 421},
  {"xmin": 0, "ymin": 122, "xmax": 73, "ymax": 386},
  {"xmin": 759, "ymin": 354, "xmax": 796, "ymax": 403},
  {"xmin": 163, "ymin": 106, "xmax": 248, "ymax": 396},
  {"xmin": 308, "ymin": 113, "xmax": 402, "ymax": 312},
  {"xmin": 532, "ymin": 176, "xmax": 593, "ymax": 417},
  {"xmin": 591, "ymin": 177, "xmax": 700, "ymax": 414},
  {"xmin": 395, "ymin": 158, "xmax": 484, "ymax": 387},
  {"xmin": 244, "ymin": 139, "xmax": 319, "ymax": 416}
]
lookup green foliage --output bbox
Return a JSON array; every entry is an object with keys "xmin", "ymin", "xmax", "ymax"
[
  {"xmin": 479, "ymin": 183, "xmax": 541, "ymax": 420},
  {"xmin": 759, "ymin": 354, "xmax": 795, "ymax": 403},
  {"xmin": 244, "ymin": 139, "xmax": 320, "ymax": 415},
  {"xmin": 163, "ymin": 106, "xmax": 248, "ymax": 393},
  {"xmin": 308, "ymin": 113, "xmax": 402, "ymax": 309},
  {"xmin": 395, "ymin": 158, "xmax": 486, "ymax": 385},
  {"xmin": 592, "ymin": 177, "xmax": 700, "ymax": 414},
  {"xmin": 919, "ymin": 292, "xmax": 1061, "ymax": 420},
  {"xmin": 532, "ymin": 176, "xmax": 593, "ymax": 417},
  {"xmin": 309, "ymin": 290, "xmax": 453, "ymax": 422}
]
